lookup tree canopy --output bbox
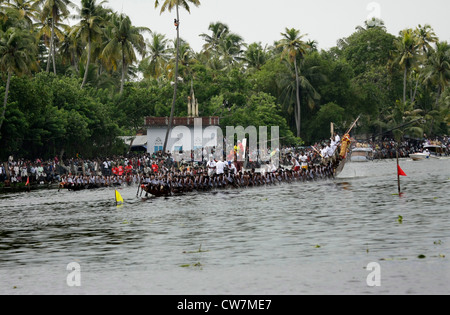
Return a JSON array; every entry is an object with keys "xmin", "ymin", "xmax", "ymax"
[{"xmin": 1, "ymin": 1, "xmax": 449, "ymax": 160}]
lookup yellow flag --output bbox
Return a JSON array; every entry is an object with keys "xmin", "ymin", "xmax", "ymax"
[{"xmin": 115, "ymin": 190, "xmax": 124, "ymax": 204}]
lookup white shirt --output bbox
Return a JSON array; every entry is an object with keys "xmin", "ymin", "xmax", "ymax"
[
  {"xmin": 216, "ymin": 160, "xmax": 225, "ymax": 174},
  {"xmin": 207, "ymin": 160, "xmax": 216, "ymax": 169},
  {"xmin": 229, "ymin": 163, "xmax": 237, "ymax": 174},
  {"xmin": 326, "ymin": 145, "xmax": 334, "ymax": 157},
  {"xmin": 207, "ymin": 160, "xmax": 216, "ymax": 176}
]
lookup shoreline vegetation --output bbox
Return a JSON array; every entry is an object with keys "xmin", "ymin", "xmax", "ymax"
[{"xmin": 1, "ymin": 1, "xmax": 449, "ymax": 164}]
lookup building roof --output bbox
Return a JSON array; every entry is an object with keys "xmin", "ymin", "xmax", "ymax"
[
  {"xmin": 119, "ymin": 135, "xmax": 147, "ymax": 147},
  {"xmin": 145, "ymin": 116, "xmax": 220, "ymax": 127}
]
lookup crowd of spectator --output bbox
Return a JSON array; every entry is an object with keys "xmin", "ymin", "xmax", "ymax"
[{"xmin": 1, "ymin": 135, "xmax": 448, "ymax": 189}]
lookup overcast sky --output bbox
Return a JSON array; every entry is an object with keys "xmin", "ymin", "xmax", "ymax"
[{"xmin": 73, "ymin": 0, "xmax": 450, "ymax": 52}]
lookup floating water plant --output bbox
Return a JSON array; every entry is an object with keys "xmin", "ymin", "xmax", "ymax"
[
  {"xmin": 380, "ymin": 257, "xmax": 408, "ymax": 261},
  {"xmin": 397, "ymin": 215, "xmax": 403, "ymax": 224},
  {"xmin": 179, "ymin": 262, "xmax": 203, "ymax": 268},
  {"xmin": 183, "ymin": 244, "xmax": 209, "ymax": 254}
]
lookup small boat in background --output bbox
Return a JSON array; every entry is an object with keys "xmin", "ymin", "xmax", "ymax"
[
  {"xmin": 350, "ymin": 144, "xmax": 374, "ymax": 162},
  {"xmin": 410, "ymin": 144, "xmax": 446, "ymax": 161}
]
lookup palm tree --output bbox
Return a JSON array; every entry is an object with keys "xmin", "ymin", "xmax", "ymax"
[
  {"xmin": 278, "ymin": 58, "xmax": 322, "ymax": 135},
  {"xmin": 415, "ymin": 24, "xmax": 438, "ymax": 56},
  {"xmin": 242, "ymin": 42, "xmax": 269, "ymax": 72},
  {"xmin": 5, "ymin": 0, "xmax": 40, "ymax": 26},
  {"xmin": 0, "ymin": 1, "xmax": 8, "ymax": 23},
  {"xmin": 391, "ymin": 29, "xmax": 418, "ymax": 105},
  {"xmin": 277, "ymin": 28, "xmax": 309, "ymax": 138},
  {"xmin": 34, "ymin": 15, "xmax": 67, "ymax": 72},
  {"xmin": 139, "ymin": 32, "xmax": 170, "ymax": 79},
  {"xmin": 0, "ymin": 26, "xmax": 38, "ymax": 132},
  {"xmin": 36, "ymin": 0, "xmax": 74, "ymax": 74},
  {"xmin": 102, "ymin": 12, "xmax": 149, "ymax": 94},
  {"xmin": 200, "ymin": 21, "xmax": 229, "ymax": 53},
  {"xmin": 59, "ymin": 24, "xmax": 84, "ymax": 72},
  {"xmin": 154, "ymin": 0, "xmax": 200, "ymax": 153},
  {"xmin": 423, "ymin": 41, "xmax": 450, "ymax": 108},
  {"xmin": 71, "ymin": 0, "xmax": 108, "ymax": 88},
  {"xmin": 218, "ymin": 32, "xmax": 244, "ymax": 67}
]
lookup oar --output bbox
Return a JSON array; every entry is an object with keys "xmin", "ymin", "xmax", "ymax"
[
  {"xmin": 136, "ymin": 180, "xmax": 141, "ymax": 197},
  {"xmin": 311, "ymin": 146, "xmax": 324, "ymax": 158},
  {"xmin": 345, "ymin": 114, "xmax": 361, "ymax": 135}
]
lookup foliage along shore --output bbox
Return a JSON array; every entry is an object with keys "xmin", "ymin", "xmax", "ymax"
[{"xmin": 1, "ymin": 1, "xmax": 449, "ymax": 161}]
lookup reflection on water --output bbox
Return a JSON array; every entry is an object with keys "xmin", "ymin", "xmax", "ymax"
[{"xmin": 0, "ymin": 158, "xmax": 449, "ymax": 294}]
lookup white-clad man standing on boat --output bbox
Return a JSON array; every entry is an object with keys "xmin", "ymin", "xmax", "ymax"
[
  {"xmin": 216, "ymin": 158, "xmax": 225, "ymax": 175},
  {"xmin": 206, "ymin": 156, "xmax": 216, "ymax": 177}
]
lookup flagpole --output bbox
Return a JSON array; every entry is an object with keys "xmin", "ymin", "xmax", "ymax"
[{"xmin": 396, "ymin": 144, "xmax": 401, "ymax": 194}]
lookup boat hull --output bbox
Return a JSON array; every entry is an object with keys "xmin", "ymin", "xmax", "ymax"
[{"xmin": 410, "ymin": 153, "xmax": 429, "ymax": 161}]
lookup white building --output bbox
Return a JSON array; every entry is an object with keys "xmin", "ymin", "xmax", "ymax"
[{"xmin": 145, "ymin": 116, "xmax": 221, "ymax": 155}]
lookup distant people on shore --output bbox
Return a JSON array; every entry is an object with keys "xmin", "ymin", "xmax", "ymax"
[{"xmin": 1, "ymin": 135, "xmax": 448, "ymax": 190}]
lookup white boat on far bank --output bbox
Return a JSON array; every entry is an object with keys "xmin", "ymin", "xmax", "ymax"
[
  {"xmin": 350, "ymin": 145, "xmax": 374, "ymax": 162},
  {"xmin": 410, "ymin": 144, "xmax": 446, "ymax": 161}
]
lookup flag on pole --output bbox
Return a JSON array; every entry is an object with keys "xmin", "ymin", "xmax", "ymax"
[{"xmin": 397, "ymin": 165, "xmax": 407, "ymax": 177}]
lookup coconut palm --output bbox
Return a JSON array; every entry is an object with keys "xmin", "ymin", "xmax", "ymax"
[
  {"xmin": 154, "ymin": 0, "xmax": 200, "ymax": 152},
  {"xmin": 102, "ymin": 12, "xmax": 149, "ymax": 94},
  {"xmin": 277, "ymin": 28, "xmax": 310, "ymax": 138},
  {"xmin": 35, "ymin": 0, "xmax": 74, "ymax": 74},
  {"xmin": 391, "ymin": 29, "xmax": 419, "ymax": 105},
  {"xmin": 242, "ymin": 42, "xmax": 270, "ymax": 72},
  {"xmin": 139, "ymin": 32, "xmax": 170, "ymax": 79},
  {"xmin": 59, "ymin": 24, "xmax": 84, "ymax": 72},
  {"xmin": 415, "ymin": 24, "xmax": 438, "ymax": 56},
  {"xmin": 0, "ymin": 1, "xmax": 7, "ymax": 23},
  {"xmin": 71, "ymin": 0, "xmax": 108, "ymax": 88},
  {"xmin": 200, "ymin": 21, "xmax": 229, "ymax": 53},
  {"xmin": 34, "ymin": 15, "xmax": 67, "ymax": 71},
  {"xmin": 0, "ymin": 26, "xmax": 38, "ymax": 132},
  {"xmin": 5, "ymin": 0, "xmax": 40, "ymax": 26},
  {"xmin": 423, "ymin": 41, "xmax": 450, "ymax": 108},
  {"xmin": 278, "ymin": 58, "xmax": 322, "ymax": 135},
  {"xmin": 218, "ymin": 32, "xmax": 244, "ymax": 67}
]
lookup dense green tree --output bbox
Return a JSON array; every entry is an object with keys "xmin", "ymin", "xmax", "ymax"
[
  {"xmin": 338, "ymin": 22, "xmax": 396, "ymax": 76},
  {"xmin": 0, "ymin": 24, "xmax": 38, "ymax": 133},
  {"xmin": 242, "ymin": 42, "xmax": 270, "ymax": 72},
  {"xmin": 1, "ymin": 3, "xmax": 449, "ymax": 160}
]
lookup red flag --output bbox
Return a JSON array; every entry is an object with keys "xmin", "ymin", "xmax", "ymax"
[
  {"xmin": 25, "ymin": 176, "xmax": 29, "ymax": 186},
  {"xmin": 397, "ymin": 165, "xmax": 407, "ymax": 177}
]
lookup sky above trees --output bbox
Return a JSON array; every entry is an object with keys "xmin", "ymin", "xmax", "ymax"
[{"xmin": 99, "ymin": 0, "xmax": 450, "ymax": 52}]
